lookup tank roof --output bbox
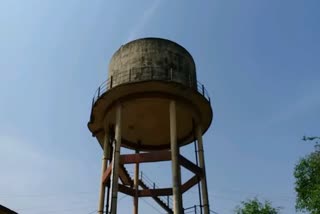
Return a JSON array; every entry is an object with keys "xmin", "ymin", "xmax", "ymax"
[{"xmin": 117, "ymin": 37, "xmax": 194, "ymax": 61}]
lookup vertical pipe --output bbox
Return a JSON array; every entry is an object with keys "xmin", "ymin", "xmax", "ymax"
[
  {"xmin": 108, "ymin": 139, "xmax": 116, "ymax": 213},
  {"xmin": 202, "ymin": 85, "xmax": 205, "ymax": 96},
  {"xmin": 106, "ymin": 184, "xmax": 110, "ymax": 213},
  {"xmin": 98, "ymin": 131, "xmax": 110, "ymax": 213},
  {"xmin": 193, "ymin": 119, "xmax": 203, "ymax": 214},
  {"xmin": 194, "ymin": 140, "xmax": 203, "ymax": 214},
  {"xmin": 133, "ymin": 149, "xmax": 139, "ymax": 214},
  {"xmin": 109, "ymin": 104, "xmax": 122, "ymax": 214},
  {"xmin": 169, "ymin": 100, "xmax": 183, "ymax": 213},
  {"xmin": 196, "ymin": 125, "xmax": 209, "ymax": 214}
]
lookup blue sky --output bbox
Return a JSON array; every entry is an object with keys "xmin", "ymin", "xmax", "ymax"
[{"xmin": 0, "ymin": 0, "xmax": 319, "ymax": 213}]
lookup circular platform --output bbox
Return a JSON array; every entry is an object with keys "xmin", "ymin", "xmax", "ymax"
[{"xmin": 88, "ymin": 78, "xmax": 213, "ymax": 151}]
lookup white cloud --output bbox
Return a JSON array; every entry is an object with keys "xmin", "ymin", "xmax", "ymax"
[
  {"xmin": 265, "ymin": 81, "xmax": 320, "ymax": 127},
  {"xmin": 0, "ymin": 135, "xmax": 99, "ymax": 213},
  {"xmin": 0, "ymin": 136, "xmax": 54, "ymax": 193},
  {"xmin": 126, "ymin": 0, "xmax": 161, "ymax": 42}
]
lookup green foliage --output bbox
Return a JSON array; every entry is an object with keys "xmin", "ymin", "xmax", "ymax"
[
  {"xmin": 294, "ymin": 150, "xmax": 320, "ymax": 214},
  {"xmin": 235, "ymin": 198, "xmax": 280, "ymax": 214}
]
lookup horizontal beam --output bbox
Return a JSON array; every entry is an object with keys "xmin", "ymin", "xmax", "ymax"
[
  {"xmin": 139, "ymin": 180, "xmax": 173, "ymax": 197},
  {"xmin": 139, "ymin": 188, "xmax": 173, "ymax": 197},
  {"xmin": 117, "ymin": 175, "xmax": 200, "ymax": 196},
  {"xmin": 118, "ymin": 184, "xmax": 135, "ymax": 196},
  {"xmin": 120, "ymin": 151, "xmax": 171, "ymax": 164}
]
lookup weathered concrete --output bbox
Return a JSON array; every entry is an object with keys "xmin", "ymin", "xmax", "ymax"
[
  {"xmin": 169, "ymin": 100, "xmax": 183, "ymax": 213},
  {"xmin": 98, "ymin": 131, "xmax": 110, "ymax": 213},
  {"xmin": 109, "ymin": 38, "xmax": 197, "ymax": 89},
  {"xmin": 89, "ymin": 38, "xmax": 213, "ymax": 213},
  {"xmin": 133, "ymin": 150, "xmax": 139, "ymax": 214},
  {"xmin": 88, "ymin": 38, "xmax": 213, "ymax": 151},
  {"xmin": 196, "ymin": 125, "xmax": 209, "ymax": 214},
  {"xmin": 109, "ymin": 104, "xmax": 122, "ymax": 214}
]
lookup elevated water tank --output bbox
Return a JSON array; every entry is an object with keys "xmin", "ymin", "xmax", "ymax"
[{"xmin": 88, "ymin": 38, "xmax": 212, "ymax": 151}]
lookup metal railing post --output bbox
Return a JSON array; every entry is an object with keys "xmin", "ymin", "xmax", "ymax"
[
  {"xmin": 202, "ymin": 84, "xmax": 205, "ymax": 96},
  {"xmin": 90, "ymin": 67, "xmax": 212, "ymax": 128},
  {"xmin": 110, "ymin": 76, "xmax": 113, "ymax": 88}
]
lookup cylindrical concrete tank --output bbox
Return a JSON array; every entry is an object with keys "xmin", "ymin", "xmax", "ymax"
[
  {"xmin": 88, "ymin": 38, "xmax": 212, "ymax": 151},
  {"xmin": 108, "ymin": 38, "xmax": 197, "ymax": 89}
]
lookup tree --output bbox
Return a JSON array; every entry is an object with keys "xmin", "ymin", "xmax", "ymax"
[
  {"xmin": 294, "ymin": 136, "xmax": 320, "ymax": 214},
  {"xmin": 235, "ymin": 198, "xmax": 280, "ymax": 214}
]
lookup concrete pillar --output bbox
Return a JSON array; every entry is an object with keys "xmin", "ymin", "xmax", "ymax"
[
  {"xmin": 133, "ymin": 150, "xmax": 139, "ymax": 214},
  {"xmin": 169, "ymin": 100, "xmax": 183, "ymax": 213},
  {"xmin": 196, "ymin": 125, "xmax": 209, "ymax": 214},
  {"xmin": 109, "ymin": 104, "xmax": 122, "ymax": 214},
  {"xmin": 98, "ymin": 131, "xmax": 110, "ymax": 213}
]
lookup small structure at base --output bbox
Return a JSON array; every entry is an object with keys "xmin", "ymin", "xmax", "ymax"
[{"xmin": 0, "ymin": 204, "xmax": 18, "ymax": 214}]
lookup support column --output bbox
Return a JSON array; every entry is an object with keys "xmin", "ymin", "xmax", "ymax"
[
  {"xmin": 133, "ymin": 149, "xmax": 139, "ymax": 214},
  {"xmin": 196, "ymin": 125, "xmax": 209, "ymax": 214},
  {"xmin": 98, "ymin": 131, "xmax": 110, "ymax": 213},
  {"xmin": 169, "ymin": 100, "xmax": 183, "ymax": 213},
  {"xmin": 109, "ymin": 104, "xmax": 122, "ymax": 214}
]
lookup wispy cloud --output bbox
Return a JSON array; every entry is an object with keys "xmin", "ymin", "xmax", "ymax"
[
  {"xmin": 0, "ymin": 136, "xmax": 99, "ymax": 213},
  {"xmin": 265, "ymin": 81, "xmax": 320, "ymax": 127},
  {"xmin": 126, "ymin": 0, "xmax": 161, "ymax": 42}
]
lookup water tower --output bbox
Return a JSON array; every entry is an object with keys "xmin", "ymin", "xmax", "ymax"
[{"xmin": 88, "ymin": 38, "xmax": 213, "ymax": 214}]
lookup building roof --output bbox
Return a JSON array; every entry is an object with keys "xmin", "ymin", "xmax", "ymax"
[{"xmin": 0, "ymin": 204, "xmax": 18, "ymax": 214}]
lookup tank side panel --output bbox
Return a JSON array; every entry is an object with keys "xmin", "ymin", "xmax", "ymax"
[{"xmin": 108, "ymin": 39, "xmax": 197, "ymax": 89}]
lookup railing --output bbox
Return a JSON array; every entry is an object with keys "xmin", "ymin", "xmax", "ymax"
[
  {"xmin": 140, "ymin": 171, "xmax": 174, "ymax": 209},
  {"xmin": 184, "ymin": 205, "xmax": 218, "ymax": 214},
  {"xmin": 184, "ymin": 205, "xmax": 202, "ymax": 214},
  {"xmin": 91, "ymin": 66, "xmax": 211, "ymax": 109},
  {"xmin": 128, "ymin": 171, "xmax": 174, "ymax": 209},
  {"xmin": 128, "ymin": 170, "xmax": 219, "ymax": 214}
]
